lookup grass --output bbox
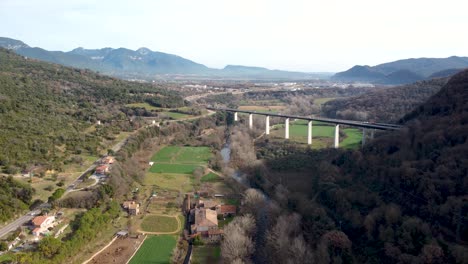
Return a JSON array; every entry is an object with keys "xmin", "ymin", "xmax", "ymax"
[
  {"xmin": 270, "ymin": 121, "xmax": 362, "ymax": 149},
  {"xmin": 151, "ymin": 146, "xmax": 211, "ymax": 164},
  {"xmin": 238, "ymin": 105, "xmax": 286, "ymax": 113},
  {"xmin": 201, "ymin": 172, "xmax": 221, "ymax": 182},
  {"xmin": 0, "ymin": 253, "xmax": 14, "ymax": 263},
  {"xmin": 342, "ymin": 128, "xmax": 363, "ymax": 149},
  {"xmin": 219, "ymin": 215, "xmax": 234, "ymax": 228},
  {"xmin": 149, "ymin": 163, "xmax": 200, "ymax": 174},
  {"xmin": 192, "ymin": 245, "xmax": 221, "ymax": 264},
  {"xmin": 129, "ymin": 235, "xmax": 177, "ymax": 264},
  {"xmin": 162, "ymin": 111, "xmax": 190, "ymax": 119},
  {"xmin": 144, "ymin": 172, "xmax": 193, "ymax": 192},
  {"xmin": 140, "ymin": 215, "xmax": 179, "ymax": 233},
  {"xmin": 177, "ymin": 147, "xmax": 212, "ymax": 164}
]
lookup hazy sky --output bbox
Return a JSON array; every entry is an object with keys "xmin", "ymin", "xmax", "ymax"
[{"xmin": 1, "ymin": 0, "xmax": 467, "ymax": 72}]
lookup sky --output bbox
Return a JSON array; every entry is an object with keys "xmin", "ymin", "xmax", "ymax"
[{"xmin": 1, "ymin": 0, "xmax": 467, "ymax": 72}]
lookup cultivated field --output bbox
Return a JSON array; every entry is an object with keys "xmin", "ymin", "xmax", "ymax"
[
  {"xmin": 149, "ymin": 163, "xmax": 200, "ymax": 174},
  {"xmin": 144, "ymin": 172, "xmax": 193, "ymax": 192},
  {"xmin": 87, "ymin": 236, "xmax": 146, "ymax": 264},
  {"xmin": 238, "ymin": 105, "xmax": 286, "ymax": 113},
  {"xmin": 201, "ymin": 172, "xmax": 221, "ymax": 182},
  {"xmin": 140, "ymin": 215, "xmax": 179, "ymax": 233},
  {"xmin": 128, "ymin": 235, "xmax": 176, "ymax": 264},
  {"xmin": 151, "ymin": 146, "xmax": 211, "ymax": 164}
]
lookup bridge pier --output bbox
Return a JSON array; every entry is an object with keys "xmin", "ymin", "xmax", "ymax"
[
  {"xmin": 249, "ymin": 114, "xmax": 253, "ymax": 129},
  {"xmin": 362, "ymin": 129, "xmax": 366, "ymax": 147},
  {"xmin": 307, "ymin": 121, "xmax": 313, "ymax": 145},
  {"xmin": 234, "ymin": 112, "xmax": 238, "ymax": 121},
  {"xmin": 334, "ymin": 124, "xmax": 340, "ymax": 148},
  {"xmin": 371, "ymin": 129, "xmax": 375, "ymax": 139},
  {"xmin": 265, "ymin": 116, "xmax": 270, "ymax": 135},
  {"xmin": 285, "ymin": 118, "xmax": 290, "ymax": 139}
]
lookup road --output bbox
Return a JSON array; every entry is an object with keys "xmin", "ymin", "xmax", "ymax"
[
  {"xmin": 0, "ymin": 108, "xmax": 216, "ymax": 239},
  {"xmin": 0, "ymin": 210, "xmax": 39, "ymax": 239}
]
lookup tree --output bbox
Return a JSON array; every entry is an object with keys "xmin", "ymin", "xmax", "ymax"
[
  {"xmin": 221, "ymin": 215, "xmax": 256, "ymax": 263},
  {"xmin": 38, "ymin": 237, "xmax": 62, "ymax": 258}
]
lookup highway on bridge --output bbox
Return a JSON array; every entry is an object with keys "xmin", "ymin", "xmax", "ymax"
[{"xmin": 207, "ymin": 107, "xmax": 402, "ymax": 131}]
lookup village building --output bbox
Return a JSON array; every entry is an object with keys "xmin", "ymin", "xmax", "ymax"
[
  {"xmin": 31, "ymin": 215, "xmax": 55, "ymax": 236},
  {"xmin": 122, "ymin": 201, "xmax": 140, "ymax": 215},
  {"xmin": 101, "ymin": 156, "xmax": 115, "ymax": 164},
  {"xmin": 216, "ymin": 204, "xmax": 237, "ymax": 217},
  {"xmin": 95, "ymin": 165, "xmax": 109, "ymax": 175},
  {"xmin": 191, "ymin": 208, "xmax": 222, "ymax": 243},
  {"xmin": 197, "ymin": 199, "xmax": 218, "ymax": 210}
]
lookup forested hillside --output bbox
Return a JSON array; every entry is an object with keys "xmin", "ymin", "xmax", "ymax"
[
  {"xmin": 0, "ymin": 48, "xmax": 183, "ymax": 173},
  {"xmin": 247, "ymin": 70, "xmax": 468, "ymax": 263},
  {"xmin": 322, "ymin": 78, "xmax": 447, "ymax": 122}
]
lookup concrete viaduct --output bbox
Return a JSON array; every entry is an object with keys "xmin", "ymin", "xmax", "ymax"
[{"xmin": 207, "ymin": 107, "xmax": 402, "ymax": 148}]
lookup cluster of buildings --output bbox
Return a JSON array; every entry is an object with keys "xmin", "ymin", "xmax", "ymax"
[
  {"xmin": 122, "ymin": 201, "xmax": 140, "ymax": 215},
  {"xmin": 31, "ymin": 215, "xmax": 56, "ymax": 237},
  {"xmin": 95, "ymin": 156, "xmax": 114, "ymax": 176},
  {"xmin": 186, "ymin": 194, "xmax": 237, "ymax": 243}
]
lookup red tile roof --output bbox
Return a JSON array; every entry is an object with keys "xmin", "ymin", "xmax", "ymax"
[
  {"xmin": 32, "ymin": 216, "xmax": 47, "ymax": 226},
  {"xmin": 218, "ymin": 205, "xmax": 236, "ymax": 214}
]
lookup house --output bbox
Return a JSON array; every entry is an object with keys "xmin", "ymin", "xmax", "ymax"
[
  {"xmin": 197, "ymin": 199, "xmax": 217, "ymax": 210},
  {"xmin": 95, "ymin": 165, "xmax": 109, "ymax": 175},
  {"xmin": 31, "ymin": 215, "xmax": 55, "ymax": 236},
  {"xmin": 122, "ymin": 201, "xmax": 140, "ymax": 215},
  {"xmin": 216, "ymin": 205, "xmax": 237, "ymax": 217},
  {"xmin": 190, "ymin": 208, "xmax": 222, "ymax": 243},
  {"xmin": 102, "ymin": 156, "xmax": 115, "ymax": 164}
]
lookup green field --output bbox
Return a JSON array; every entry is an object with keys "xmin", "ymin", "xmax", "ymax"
[
  {"xmin": 129, "ymin": 235, "xmax": 177, "ymax": 264},
  {"xmin": 201, "ymin": 172, "xmax": 221, "ymax": 182},
  {"xmin": 151, "ymin": 146, "xmax": 211, "ymax": 164},
  {"xmin": 150, "ymin": 163, "xmax": 200, "ymax": 174},
  {"xmin": 144, "ymin": 173, "xmax": 193, "ymax": 192},
  {"xmin": 192, "ymin": 246, "xmax": 222, "ymax": 264},
  {"xmin": 270, "ymin": 120, "xmax": 362, "ymax": 149},
  {"xmin": 162, "ymin": 111, "xmax": 190, "ymax": 119},
  {"xmin": 141, "ymin": 215, "xmax": 179, "ymax": 233}
]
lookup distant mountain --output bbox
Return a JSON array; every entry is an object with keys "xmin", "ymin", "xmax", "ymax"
[
  {"xmin": 0, "ymin": 37, "xmax": 327, "ymax": 80},
  {"xmin": 333, "ymin": 56, "xmax": 468, "ymax": 84}
]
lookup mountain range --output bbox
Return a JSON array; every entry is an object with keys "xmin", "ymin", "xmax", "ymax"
[
  {"xmin": 0, "ymin": 37, "xmax": 328, "ymax": 80},
  {"xmin": 332, "ymin": 56, "xmax": 468, "ymax": 84}
]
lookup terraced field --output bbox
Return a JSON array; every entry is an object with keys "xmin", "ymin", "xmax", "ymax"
[{"xmin": 129, "ymin": 235, "xmax": 176, "ymax": 264}]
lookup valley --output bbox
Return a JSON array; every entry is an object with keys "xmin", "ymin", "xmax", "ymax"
[{"xmin": 0, "ymin": 14, "xmax": 467, "ymax": 264}]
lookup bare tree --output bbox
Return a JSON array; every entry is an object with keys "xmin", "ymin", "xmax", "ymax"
[{"xmin": 221, "ymin": 215, "xmax": 257, "ymax": 263}]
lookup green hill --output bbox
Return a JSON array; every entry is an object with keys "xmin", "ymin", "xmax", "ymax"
[
  {"xmin": 252, "ymin": 70, "xmax": 468, "ymax": 263},
  {"xmin": 0, "ymin": 48, "xmax": 183, "ymax": 172}
]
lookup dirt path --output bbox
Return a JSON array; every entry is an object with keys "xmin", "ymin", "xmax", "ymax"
[{"xmin": 84, "ymin": 235, "xmax": 146, "ymax": 264}]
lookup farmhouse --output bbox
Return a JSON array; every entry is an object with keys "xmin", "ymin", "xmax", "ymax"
[
  {"xmin": 102, "ymin": 156, "xmax": 115, "ymax": 164},
  {"xmin": 216, "ymin": 204, "xmax": 237, "ymax": 217},
  {"xmin": 122, "ymin": 201, "xmax": 140, "ymax": 215},
  {"xmin": 197, "ymin": 199, "xmax": 217, "ymax": 210},
  {"xmin": 191, "ymin": 208, "xmax": 222, "ymax": 243},
  {"xmin": 95, "ymin": 165, "xmax": 109, "ymax": 175},
  {"xmin": 31, "ymin": 215, "xmax": 55, "ymax": 236}
]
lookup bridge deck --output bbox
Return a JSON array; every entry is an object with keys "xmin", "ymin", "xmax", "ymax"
[{"xmin": 207, "ymin": 107, "xmax": 402, "ymax": 131}]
